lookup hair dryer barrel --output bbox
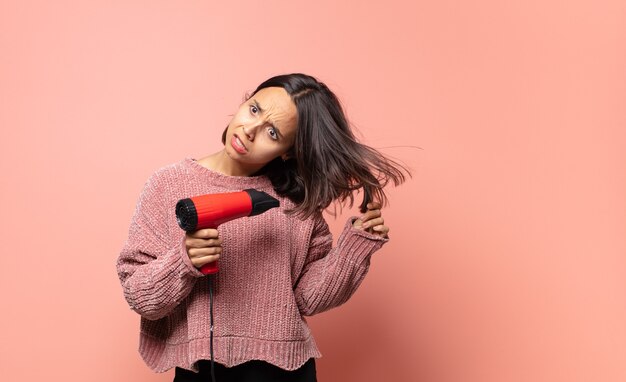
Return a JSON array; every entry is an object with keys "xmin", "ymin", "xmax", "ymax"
[{"xmin": 175, "ymin": 189, "xmax": 279, "ymax": 275}]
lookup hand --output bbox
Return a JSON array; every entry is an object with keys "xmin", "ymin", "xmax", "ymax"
[
  {"xmin": 352, "ymin": 202, "xmax": 389, "ymax": 238},
  {"xmin": 185, "ymin": 228, "xmax": 222, "ymax": 269}
]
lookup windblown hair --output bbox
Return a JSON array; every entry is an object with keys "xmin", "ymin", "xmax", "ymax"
[{"xmin": 222, "ymin": 73, "xmax": 409, "ymax": 220}]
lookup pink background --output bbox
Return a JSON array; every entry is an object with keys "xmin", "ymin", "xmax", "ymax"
[{"xmin": 1, "ymin": 1, "xmax": 625, "ymax": 381}]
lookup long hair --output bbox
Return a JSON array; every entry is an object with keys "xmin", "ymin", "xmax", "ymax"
[{"xmin": 222, "ymin": 73, "xmax": 409, "ymax": 220}]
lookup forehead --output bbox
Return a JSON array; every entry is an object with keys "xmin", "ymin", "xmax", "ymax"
[
  {"xmin": 253, "ymin": 87, "xmax": 296, "ymax": 116},
  {"xmin": 251, "ymin": 87, "xmax": 298, "ymax": 135}
]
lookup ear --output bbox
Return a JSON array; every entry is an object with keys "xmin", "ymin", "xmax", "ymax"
[{"xmin": 281, "ymin": 147, "xmax": 295, "ymax": 161}]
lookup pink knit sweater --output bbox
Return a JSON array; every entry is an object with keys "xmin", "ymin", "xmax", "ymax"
[{"xmin": 116, "ymin": 158, "xmax": 388, "ymax": 372}]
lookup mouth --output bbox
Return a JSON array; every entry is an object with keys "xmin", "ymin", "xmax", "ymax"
[{"xmin": 231, "ymin": 134, "xmax": 248, "ymax": 154}]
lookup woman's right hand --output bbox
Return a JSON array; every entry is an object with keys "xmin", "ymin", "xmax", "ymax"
[{"xmin": 185, "ymin": 228, "xmax": 222, "ymax": 269}]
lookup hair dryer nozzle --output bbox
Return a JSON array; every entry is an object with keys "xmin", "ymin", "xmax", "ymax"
[
  {"xmin": 176, "ymin": 198, "xmax": 198, "ymax": 231},
  {"xmin": 244, "ymin": 189, "xmax": 280, "ymax": 216}
]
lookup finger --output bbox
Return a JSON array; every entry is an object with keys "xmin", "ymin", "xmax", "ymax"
[
  {"xmin": 186, "ymin": 237, "xmax": 222, "ymax": 248},
  {"xmin": 367, "ymin": 202, "xmax": 382, "ymax": 210},
  {"xmin": 189, "ymin": 228, "xmax": 219, "ymax": 239},
  {"xmin": 188, "ymin": 246, "xmax": 222, "ymax": 258},
  {"xmin": 190, "ymin": 254, "xmax": 221, "ymax": 268},
  {"xmin": 362, "ymin": 217, "xmax": 384, "ymax": 229},
  {"xmin": 185, "ymin": 236, "xmax": 218, "ymax": 247},
  {"xmin": 372, "ymin": 225, "xmax": 390, "ymax": 238},
  {"xmin": 372, "ymin": 225, "xmax": 389, "ymax": 233},
  {"xmin": 360, "ymin": 209, "xmax": 382, "ymax": 223}
]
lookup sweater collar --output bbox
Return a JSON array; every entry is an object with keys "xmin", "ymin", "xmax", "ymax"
[{"xmin": 185, "ymin": 158, "xmax": 273, "ymax": 189}]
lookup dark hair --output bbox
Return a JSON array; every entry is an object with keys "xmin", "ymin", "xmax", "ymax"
[{"xmin": 222, "ymin": 73, "xmax": 409, "ymax": 219}]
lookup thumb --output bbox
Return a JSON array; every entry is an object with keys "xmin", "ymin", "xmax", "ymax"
[{"xmin": 352, "ymin": 216, "xmax": 364, "ymax": 229}]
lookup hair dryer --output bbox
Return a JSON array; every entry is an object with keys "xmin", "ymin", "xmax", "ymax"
[{"xmin": 175, "ymin": 189, "xmax": 279, "ymax": 275}]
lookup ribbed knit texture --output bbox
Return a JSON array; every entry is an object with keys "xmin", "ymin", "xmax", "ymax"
[{"xmin": 116, "ymin": 158, "xmax": 388, "ymax": 372}]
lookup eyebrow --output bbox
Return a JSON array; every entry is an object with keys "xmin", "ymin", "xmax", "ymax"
[
  {"xmin": 252, "ymin": 99, "xmax": 265, "ymax": 114},
  {"xmin": 252, "ymin": 99, "xmax": 284, "ymax": 138}
]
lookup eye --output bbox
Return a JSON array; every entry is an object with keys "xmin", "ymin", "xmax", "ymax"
[
  {"xmin": 250, "ymin": 105, "xmax": 258, "ymax": 114},
  {"xmin": 268, "ymin": 127, "xmax": 278, "ymax": 140}
]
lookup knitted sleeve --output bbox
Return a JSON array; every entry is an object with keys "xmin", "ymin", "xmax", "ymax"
[
  {"xmin": 116, "ymin": 171, "xmax": 205, "ymax": 321},
  {"xmin": 293, "ymin": 215, "xmax": 389, "ymax": 316}
]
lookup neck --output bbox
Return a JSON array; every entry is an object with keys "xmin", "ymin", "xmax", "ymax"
[{"xmin": 199, "ymin": 150, "xmax": 263, "ymax": 177}]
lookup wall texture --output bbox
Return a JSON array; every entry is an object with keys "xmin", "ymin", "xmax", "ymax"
[{"xmin": 1, "ymin": 1, "xmax": 624, "ymax": 381}]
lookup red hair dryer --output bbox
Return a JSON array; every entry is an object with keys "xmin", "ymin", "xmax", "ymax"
[{"xmin": 175, "ymin": 189, "xmax": 279, "ymax": 275}]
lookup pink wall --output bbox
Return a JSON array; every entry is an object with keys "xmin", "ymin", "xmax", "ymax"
[{"xmin": 1, "ymin": 1, "xmax": 625, "ymax": 381}]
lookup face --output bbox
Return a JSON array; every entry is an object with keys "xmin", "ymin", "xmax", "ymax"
[{"xmin": 223, "ymin": 87, "xmax": 298, "ymax": 174}]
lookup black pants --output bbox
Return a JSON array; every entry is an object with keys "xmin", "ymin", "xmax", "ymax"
[{"xmin": 174, "ymin": 358, "xmax": 317, "ymax": 382}]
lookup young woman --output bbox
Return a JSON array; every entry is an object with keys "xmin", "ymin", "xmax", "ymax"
[{"xmin": 117, "ymin": 73, "xmax": 407, "ymax": 381}]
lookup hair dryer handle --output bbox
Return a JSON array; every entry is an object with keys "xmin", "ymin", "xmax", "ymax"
[{"xmin": 200, "ymin": 261, "xmax": 218, "ymax": 275}]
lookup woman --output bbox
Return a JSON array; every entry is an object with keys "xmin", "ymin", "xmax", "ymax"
[{"xmin": 117, "ymin": 73, "xmax": 407, "ymax": 381}]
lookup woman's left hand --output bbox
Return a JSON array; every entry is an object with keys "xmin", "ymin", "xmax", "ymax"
[{"xmin": 352, "ymin": 202, "xmax": 389, "ymax": 238}]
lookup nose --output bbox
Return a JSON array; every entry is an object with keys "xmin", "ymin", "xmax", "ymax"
[
  {"xmin": 242, "ymin": 125, "xmax": 255, "ymax": 141},
  {"xmin": 243, "ymin": 119, "xmax": 266, "ymax": 141}
]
